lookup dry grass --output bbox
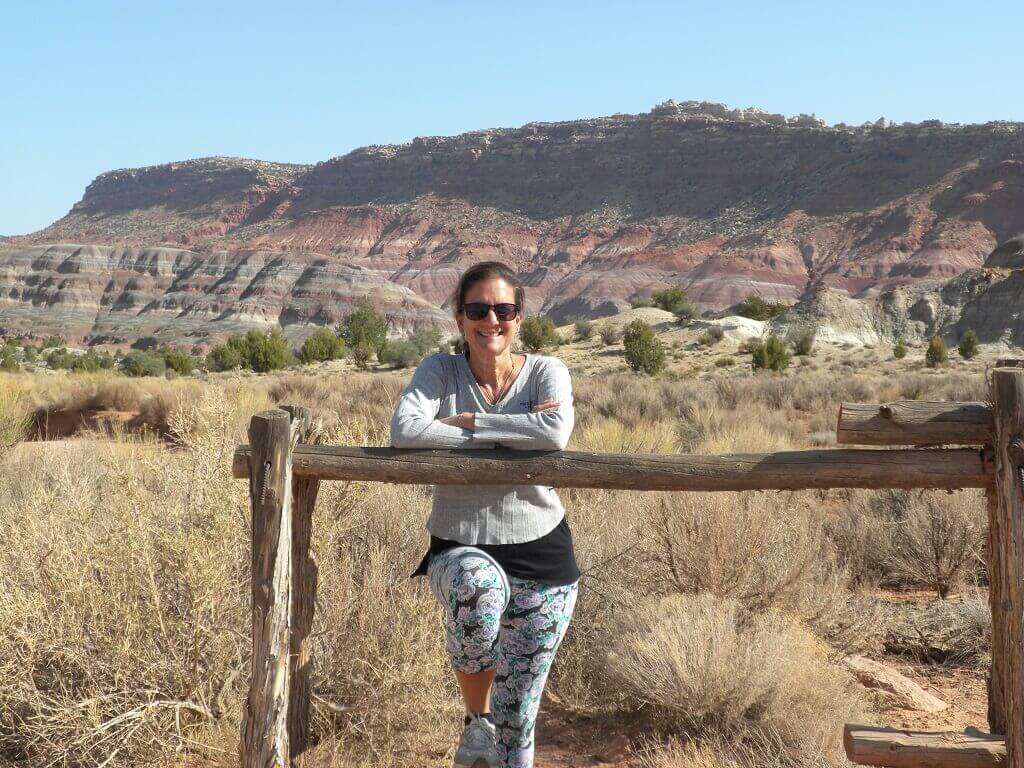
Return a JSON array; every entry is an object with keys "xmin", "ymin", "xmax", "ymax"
[
  {"xmin": 603, "ymin": 593, "xmax": 861, "ymax": 766},
  {"xmin": 824, "ymin": 490, "xmax": 894, "ymax": 588},
  {"xmin": 0, "ymin": 375, "xmax": 31, "ymax": 454},
  {"xmin": 637, "ymin": 739, "xmax": 747, "ymax": 768},
  {"xmin": 267, "ymin": 373, "xmax": 402, "ymax": 446},
  {"xmin": 885, "ymin": 490, "xmax": 987, "ymax": 598},
  {"xmin": 886, "ymin": 587, "xmax": 992, "ymax": 667},
  {"xmin": 639, "ymin": 492, "xmax": 828, "ymax": 615},
  {"xmin": 634, "ymin": 734, "xmax": 842, "ymax": 768},
  {"xmin": 0, "ymin": 386, "xmax": 459, "ymax": 767},
  {"xmin": 62, "ymin": 375, "xmax": 149, "ymax": 412},
  {"xmin": 0, "ymin": 362, "xmax": 993, "ymax": 766},
  {"xmin": 570, "ymin": 417, "xmax": 679, "ymax": 454},
  {"xmin": 0, "ymin": 393, "xmax": 246, "ymax": 766}
]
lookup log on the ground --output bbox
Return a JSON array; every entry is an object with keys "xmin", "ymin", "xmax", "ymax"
[
  {"xmin": 836, "ymin": 401, "xmax": 993, "ymax": 446},
  {"xmin": 844, "ymin": 725, "xmax": 1005, "ymax": 767},
  {"xmin": 233, "ymin": 445, "xmax": 995, "ymax": 491}
]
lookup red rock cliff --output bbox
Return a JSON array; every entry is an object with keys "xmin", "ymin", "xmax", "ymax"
[{"xmin": 8, "ymin": 101, "xmax": 1023, "ymax": 338}]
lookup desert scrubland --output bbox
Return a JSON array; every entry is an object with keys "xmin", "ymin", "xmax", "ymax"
[{"xmin": 0, "ymin": 341, "xmax": 994, "ymax": 768}]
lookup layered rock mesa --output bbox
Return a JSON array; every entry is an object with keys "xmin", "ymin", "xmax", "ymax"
[
  {"xmin": 4, "ymin": 100, "xmax": 1024, "ymax": 343},
  {"xmin": 773, "ymin": 235, "xmax": 1024, "ymax": 349},
  {"xmin": 0, "ymin": 244, "xmax": 450, "ymax": 347}
]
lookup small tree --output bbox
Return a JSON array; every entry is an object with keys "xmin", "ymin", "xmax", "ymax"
[
  {"xmin": 672, "ymin": 302, "xmax": 697, "ymax": 325},
  {"xmin": 45, "ymin": 348, "xmax": 74, "ymax": 370},
  {"xmin": 299, "ymin": 327, "xmax": 345, "ymax": 364},
  {"xmin": 598, "ymin": 323, "xmax": 623, "ymax": 346},
  {"xmin": 348, "ymin": 342, "xmax": 372, "ymax": 368},
  {"xmin": 790, "ymin": 326, "xmax": 817, "ymax": 356},
  {"xmin": 958, "ymin": 329, "xmax": 979, "ymax": 360},
  {"xmin": 925, "ymin": 336, "xmax": 948, "ymax": 368},
  {"xmin": 206, "ymin": 328, "xmax": 293, "ymax": 372},
  {"xmin": 623, "ymin": 320, "xmax": 665, "ymax": 376},
  {"xmin": 241, "ymin": 328, "xmax": 293, "ymax": 373},
  {"xmin": 574, "ymin": 319, "xmax": 594, "ymax": 342},
  {"xmin": 207, "ymin": 343, "xmax": 244, "ymax": 372},
  {"xmin": 380, "ymin": 340, "xmax": 421, "ymax": 369},
  {"xmin": 71, "ymin": 349, "xmax": 115, "ymax": 373},
  {"xmin": 519, "ymin": 316, "xmax": 560, "ymax": 352},
  {"xmin": 893, "ymin": 338, "xmax": 908, "ymax": 359},
  {"xmin": 119, "ymin": 350, "xmax": 167, "ymax": 377},
  {"xmin": 750, "ymin": 335, "xmax": 791, "ymax": 372},
  {"xmin": 408, "ymin": 326, "xmax": 443, "ymax": 356},
  {"xmin": 0, "ymin": 347, "xmax": 19, "ymax": 372},
  {"xmin": 338, "ymin": 299, "xmax": 388, "ymax": 367},
  {"xmin": 648, "ymin": 288, "xmax": 679, "ymax": 311},
  {"xmin": 163, "ymin": 350, "xmax": 195, "ymax": 375},
  {"xmin": 647, "ymin": 287, "xmax": 697, "ymax": 325},
  {"xmin": 736, "ymin": 295, "xmax": 788, "ymax": 321},
  {"xmin": 628, "ymin": 296, "xmax": 656, "ymax": 309}
]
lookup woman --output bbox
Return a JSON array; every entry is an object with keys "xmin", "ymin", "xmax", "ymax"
[{"xmin": 390, "ymin": 261, "xmax": 581, "ymax": 768}]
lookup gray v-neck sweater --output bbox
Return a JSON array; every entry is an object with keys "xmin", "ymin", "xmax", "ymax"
[{"xmin": 390, "ymin": 351, "xmax": 574, "ymax": 544}]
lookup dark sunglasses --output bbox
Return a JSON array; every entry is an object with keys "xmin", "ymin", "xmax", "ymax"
[{"xmin": 461, "ymin": 302, "xmax": 520, "ymax": 321}]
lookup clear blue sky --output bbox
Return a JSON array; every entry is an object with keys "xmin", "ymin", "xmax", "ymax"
[{"xmin": 3, "ymin": 0, "xmax": 1021, "ymax": 236}]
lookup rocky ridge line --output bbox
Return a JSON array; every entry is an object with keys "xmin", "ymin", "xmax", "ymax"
[{"xmin": 2, "ymin": 101, "xmax": 1021, "ymax": 343}]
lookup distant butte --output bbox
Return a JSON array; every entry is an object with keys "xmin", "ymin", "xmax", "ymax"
[{"xmin": 1, "ymin": 101, "xmax": 1022, "ymax": 345}]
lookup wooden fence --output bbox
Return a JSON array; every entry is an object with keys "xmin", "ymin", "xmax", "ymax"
[{"xmin": 231, "ymin": 363, "xmax": 1024, "ymax": 768}]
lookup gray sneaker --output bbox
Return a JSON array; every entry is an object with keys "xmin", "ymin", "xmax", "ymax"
[{"xmin": 453, "ymin": 713, "xmax": 497, "ymax": 768}]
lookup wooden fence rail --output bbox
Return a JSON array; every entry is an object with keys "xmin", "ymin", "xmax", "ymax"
[
  {"xmin": 233, "ymin": 445, "xmax": 995, "ymax": 491},
  {"xmin": 836, "ymin": 400, "xmax": 994, "ymax": 446},
  {"xmin": 234, "ymin": 363, "xmax": 1024, "ymax": 768}
]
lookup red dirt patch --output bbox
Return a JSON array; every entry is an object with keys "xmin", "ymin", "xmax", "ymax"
[{"xmin": 30, "ymin": 407, "xmax": 170, "ymax": 441}]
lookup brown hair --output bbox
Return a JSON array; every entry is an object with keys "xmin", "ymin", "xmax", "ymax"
[{"xmin": 450, "ymin": 261, "xmax": 525, "ymax": 318}]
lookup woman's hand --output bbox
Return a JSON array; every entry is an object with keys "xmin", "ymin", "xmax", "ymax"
[
  {"xmin": 532, "ymin": 400, "xmax": 560, "ymax": 412},
  {"xmin": 439, "ymin": 412, "xmax": 476, "ymax": 430}
]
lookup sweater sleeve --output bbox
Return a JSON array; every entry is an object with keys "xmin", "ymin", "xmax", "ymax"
[
  {"xmin": 391, "ymin": 355, "xmax": 479, "ymax": 449},
  {"xmin": 473, "ymin": 358, "xmax": 575, "ymax": 450}
]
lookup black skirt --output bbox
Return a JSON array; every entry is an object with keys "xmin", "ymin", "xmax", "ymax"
[{"xmin": 410, "ymin": 516, "xmax": 581, "ymax": 586}]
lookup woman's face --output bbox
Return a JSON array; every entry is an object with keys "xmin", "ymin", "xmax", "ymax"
[{"xmin": 456, "ymin": 277, "xmax": 522, "ymax": 360}]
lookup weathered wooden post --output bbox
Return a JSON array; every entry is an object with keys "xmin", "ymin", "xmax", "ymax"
[
  {"xmin": 240, "ymin": 409, "xmax": 302, "ymax": 768},
  {"xmin": 282, "ymin": 406, "xmax": 321, "ymax": 765},
  {"xmin": 986, "ymin": 481, "xmax": 1007, "ymax": 737},
  {"xmin": 989, "ymin": 363, "xmax": 1024, "ymax": 763}
]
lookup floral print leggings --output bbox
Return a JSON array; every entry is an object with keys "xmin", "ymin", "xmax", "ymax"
[{"xmin": 427, "ymin": 546, "xmax": 579, "ymax": 768}]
